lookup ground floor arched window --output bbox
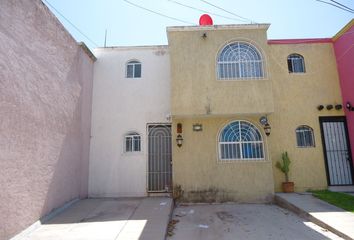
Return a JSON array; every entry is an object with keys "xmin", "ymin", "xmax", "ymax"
[{"xmin": 219, "ymin": 120, "xmax": 264, "ymax": 160}]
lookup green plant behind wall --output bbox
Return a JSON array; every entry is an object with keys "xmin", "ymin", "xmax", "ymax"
[{"xmin": 276, "ymin": 151, "xmax": 291, "ymax": 182}]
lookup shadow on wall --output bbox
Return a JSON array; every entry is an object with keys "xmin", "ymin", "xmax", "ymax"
[{"xmin": 39, "ymin": 48, "xmax": 90, "ymax": 218}]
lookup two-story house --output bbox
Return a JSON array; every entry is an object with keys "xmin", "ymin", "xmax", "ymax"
[
  {"xmin": 89, "ymin": 19, "xmax": 353, "ymax": 202},
  {"xmin": 167, "ymin": 22, "xmax": 351, "ymax": 202}
]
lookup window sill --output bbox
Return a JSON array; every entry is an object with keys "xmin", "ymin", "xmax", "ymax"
[
  {"xmin": 123, "ymin": 151, "xmax": 144, "ymax": 156},
  {"xmin": 216, "ymin": 78, "xmax": 269, "ymax": 82},
  {"xmin": 217, "ymin": 159, "xmax": 268, "ymax": 163},
  {"xmin": 288, "ymin": 72, "xmax": 306, "ymax": 75}
]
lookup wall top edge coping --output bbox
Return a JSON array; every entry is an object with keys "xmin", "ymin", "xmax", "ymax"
[
  {"xmin": 167, "ymin": 23, "xmax": 270, "ymax": 32},
  {"xmin": 171, "ymin": 112, "xmax": 275, "ymax": 119},
  {"xmin": 268, "ymin": 38, "xmax": 333, "ymax": 45},
  {"xmin": 94, "ymin": 45, "xmax": 169, "ymax": 51},
  {"xmin": 78, "ymin": 42, "xmax": 97, "ymax": 61},
  {"xmin": 333, "ymin": 18, "xmax": 354, "ymax": 42}
]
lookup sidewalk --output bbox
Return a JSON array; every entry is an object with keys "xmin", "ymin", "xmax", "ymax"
[
  {"xmin": 12, "ymin": 197, "xmax": 173, "ymax": 240},
  {"xmin": 275, "ymin": 193, "xmax": 354, "ymax": 240}
]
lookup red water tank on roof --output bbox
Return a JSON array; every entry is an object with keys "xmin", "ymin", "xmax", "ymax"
[{"xmin": 199, "ymin": 14, "xmax": 213, "ymax": 26}]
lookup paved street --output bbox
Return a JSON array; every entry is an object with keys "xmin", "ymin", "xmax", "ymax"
[
  {"xmin": 12, "ymin": 197, "xmax": 351, "ymax": 240},
  {"xmin": 168, "ymin": 203, "xmax": 343, "ymax": 240}
]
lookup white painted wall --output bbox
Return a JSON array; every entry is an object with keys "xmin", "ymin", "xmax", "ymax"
[{"xmin": 89, "ymin": 46, "xmax": 171, "ymax": 197}]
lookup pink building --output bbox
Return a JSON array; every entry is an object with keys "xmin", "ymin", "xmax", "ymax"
[{"xmin": 333, "ymin": 19, "xmax": 354, "ymax": 167}]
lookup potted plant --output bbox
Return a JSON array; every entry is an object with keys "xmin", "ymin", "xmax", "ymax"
[{"xmin": 276, "ymin": 151, "xmax": 294, "ymax": 193}]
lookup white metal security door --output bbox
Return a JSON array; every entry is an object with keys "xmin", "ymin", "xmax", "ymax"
[{"xmin": 147, "ymin": 125, "xmax": 172, "ymax": 192}]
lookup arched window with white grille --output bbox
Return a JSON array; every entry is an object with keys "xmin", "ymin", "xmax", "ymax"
[
  {"xmin": 219, "ymin": 120, "xmax": 264, "ymax": 160},
  {"xmin": 217, "ymin": 42, "xmax": 264, "ymax": 80}
]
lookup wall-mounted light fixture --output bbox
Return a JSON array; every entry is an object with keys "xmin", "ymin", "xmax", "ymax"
[
  {"xmin": 202, "ymin": 32, "xmax": 207, "ymax": 39},
  {"xmin": 346, "ymin": 102, "xmax": 354, "ymax": 111},
  {"xmin": 193, "ymin": 124, "xmax": 203, "ymax": 131},
  {"xmin": 176, "ymin": 134, "xmax": 183, "ymax": 147},
  {"xmin": 176, "ymin": 123, "xmax": 183, "ymax": 147},
  {"xmin": 259, "ymin": 116, "xmax": 271, "ymax": 136},
  {"xmin": 335, "ymin": 104, "xmax": 342, "ymax": 110},
  {"xmin": 264, "ymin": 123, "xmax": 271, "ymax": 136},
  {"xmin": 326, "ymin": 104, "xmax": 333, "ymax": 110},
  {"xmin": 317, "ymin": 105, "xmax": 324, "ymax": 111},
  {"xmin": 259, "ymin": 116, "xmax": 268, "ymax": 125}
]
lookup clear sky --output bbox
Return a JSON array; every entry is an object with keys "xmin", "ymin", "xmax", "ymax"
[{"xmin": 43, "ymin": 0, "xmax": 353, "ymax": 50}]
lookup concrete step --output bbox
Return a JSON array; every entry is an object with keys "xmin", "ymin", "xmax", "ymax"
[
  {"xmin": 329, "ymin": 186, "xmax": 354, "ymax": 193},
  {"xmin": 275, "ymin": 193, "xmax": 354, "ymax": 240}
]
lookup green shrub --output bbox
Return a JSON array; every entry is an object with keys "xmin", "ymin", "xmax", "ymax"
[{"xmin": 276, "ymin": 151, "xmax": 291, "ymax": 182}]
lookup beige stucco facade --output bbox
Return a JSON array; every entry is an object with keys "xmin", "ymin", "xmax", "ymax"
[
  {"xmin": 268, "ymin": 42, "xmax": 344, "ymax": 192},
  {"xmin": 167, "ymin": 24, "xmax": 344, "ymax": 202},
  {"xmin": 168, "ymin": 25, "xmax": 274, "ymax": 117},
  {"xmin": 172, "ymin": 117, "xmax": 274, "ymax": 203}
]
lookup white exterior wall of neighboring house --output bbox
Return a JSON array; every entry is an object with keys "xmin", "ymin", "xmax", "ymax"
[{"xmin": 89, "ymin": 46, "xmax": 171, "ymax": 197}]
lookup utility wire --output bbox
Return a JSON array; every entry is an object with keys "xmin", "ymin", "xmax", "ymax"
[
  {"xmin": 329, "ymin": 0, "xmax": 354, "ymax": 12},
  {"xmin": 167, "ymin": 0, "xmax": 247, "ymax": 23},
  {"xmin": 42, "ymin": 0, "xmax": 99, "ymax": 47},
  {"xmin": 122, "ymin": 0, "xmax": 193, "ymax": 25},
  {"xmin": 315, "ymin": 0, "xmax": 354, "ymax": 13},
  {"xmin": 200, "ymin": 0, "xmax": 255, "ymax": 23}
]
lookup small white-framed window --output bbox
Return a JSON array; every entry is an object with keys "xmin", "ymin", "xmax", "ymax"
[
  {"xmin": 296, "ymin": 125, "xmax": 315, "ymax": 147},
  {"xmin": 124, "ymin": 132, "xmax": 141, "ymax": 152},
  {"xmin": 218, "ymin": 120, "xmax": 264, "ymax": 160},
  {"xmin": 287, "ymin": 54, "xmax": 305, "ymax": 73},
  {"xmin": 217, "ymin": 42, "xmax": 264, "ymax": 80},
  {"xmin": 126, "ymin": 60, "xmax": 141, "ymax": 78}
]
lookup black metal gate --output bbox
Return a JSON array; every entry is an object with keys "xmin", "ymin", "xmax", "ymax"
[
  {"xmin": 147, "ymin": 124, "xmax": 172, "ymax": 192},
  {"xmin": 320, "ymin": 117, "xmax": 354, "ymax": 185}
]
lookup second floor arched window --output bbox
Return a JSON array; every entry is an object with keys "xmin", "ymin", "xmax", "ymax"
[
  {"xmin": 126, "ymin": 60, "xmax": 141, "ymax": 78},
  {"xmin": 217, "ymin": 42, "xmax": 264, "ymax": 80},
  {"xmin": 287, "ymin": 54, "xmax": 305, "ymax": 73}
]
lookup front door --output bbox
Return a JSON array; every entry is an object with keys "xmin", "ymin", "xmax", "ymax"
[
  {"xmin": 147, "ymin": 124, "xmax": 172, "ymax": 192},
  {"xmin": 320, "ymin": 117, "xmax": 354, "ymax": 185}
]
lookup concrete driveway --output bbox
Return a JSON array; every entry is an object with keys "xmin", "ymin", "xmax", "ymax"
[
  {"xmin": 168, "ymin": 203, "xmax": 343, "ymax": 240},
  {"xmin": 15, "ymin": 197, "xmax": 172, "ymax": 240}
]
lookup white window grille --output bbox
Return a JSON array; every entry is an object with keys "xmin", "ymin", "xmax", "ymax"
[
  {"xmin": 296, "ymin": 126, "xmax": 315, "ymax": 147},
  {"xmin": 126, "ymin": 60, "xmax": 141, "ymax": 78},
  {"xmin": 219, "ymin": 120, "xmax": 264, "ymax": 160},
  {"xmin": 217, "ymin": 42, "xmax": 264, "ymax": 80},
  {"xmin": 125, "ymin": 132, "xmax": 141, "ymax": 152},
  {"xmin": 287, "ymin": 54, "xmax": 305, "ymax": 73}
]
